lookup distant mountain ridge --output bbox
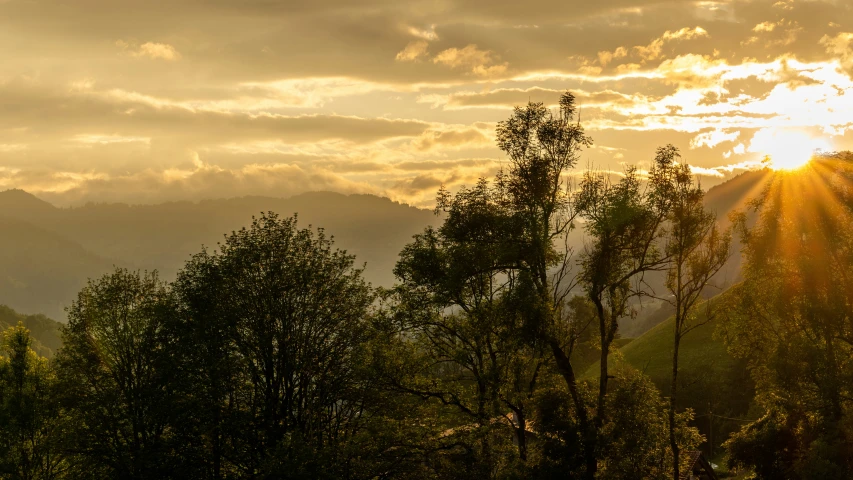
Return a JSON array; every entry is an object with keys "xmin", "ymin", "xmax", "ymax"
[
  {"xmin": 0, "ymin": 190, "xmax": 437, "ymax": 320},
  {"xmin": 0, "ymin": 171, "xmax": 771, "ymax": 322}
]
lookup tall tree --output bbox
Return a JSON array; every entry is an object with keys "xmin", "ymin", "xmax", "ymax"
[
  {"xmin": 412, "ymin": 92, "xmax": 695, "ymax": 477},
  {"xmin": 56, "ymin": 269, "xmax": 175, "ymax": 479},
  {"xmin": 655, "ymin": 145, "xmax": 731, "ymax": 479},
  {"xmin": 397, "ymin": 93, "xmax": 592, "ymax": 474},
  {"xmin": 568, "ymin": 155, "xmax": 687, "ymax": 476},
  {"xmin": 170, "ymin": 213, "xmax": 378, "ymax": 478},
  {"xmin": 391, "ymin": 215, "xmax": 550, "ymax": 476}
]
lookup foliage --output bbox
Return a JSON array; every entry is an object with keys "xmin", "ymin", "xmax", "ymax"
[
  {"xmin": 721, "ymin": 155, "xmax": 853, "ymax": 478},
  {"xmin": 168, "ymin": 213, "xmax": 385, "ymax": 479},
  {"xmin": 55, "ymin": 269, "xmax": 176, "ymax": 479},
  {"xmin": 0, "ymin": 323, "xmax": 66, "ymax": 479},
  {"xmin": 531, "ymin": 367, "xmax": 702, "ymax": 479}
]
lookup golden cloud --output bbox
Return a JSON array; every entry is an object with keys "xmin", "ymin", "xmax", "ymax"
[
  {"xmin": 116, "ymin": 40, "xmax": 182, "ymax": 61},
  {"xmin": 396, "ymin": 41, "xmax": 430, "ymax": 62},
  {"xmin": 432, "ymin": 45, "xmax": 508, "ymax": 77}
]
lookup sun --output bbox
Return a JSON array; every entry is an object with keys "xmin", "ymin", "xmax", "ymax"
[
  {"xmin": 752, "ymin": 129, "xmax": 832, "ymax": 171},
  {"xmin": 767, "ymin": 152, "xmax": 813, "ymax": 171}
]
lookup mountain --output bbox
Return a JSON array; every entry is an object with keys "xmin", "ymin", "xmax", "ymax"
[
  {"xmin": 0, "ymin": 304, "xmax": 63, "ymax": 358},
  {"xmin": 0, "ymin": 170, "xmax": 771, "ymax": 323},
  {"xmin": 701, "ymin": 168, "xmax": 772, "ymax": 293},
  {"xmin": 0, "ymin": 216, "xmax": 116, "ymax": 320},
  {"xmin": 703, "ymin": 168, "xmax": 772, "ymax": 224},
  {"xmin": 0, "ymin": 190, "xmax": 437, "ymax": 320}
]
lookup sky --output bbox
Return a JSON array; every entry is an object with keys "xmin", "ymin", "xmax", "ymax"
[{"xmin": 2, "ymin": 0, "xmax": 853, "ymax": 207}]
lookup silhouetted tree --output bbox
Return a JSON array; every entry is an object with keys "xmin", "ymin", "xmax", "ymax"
[
  {"xmin": 169, "ymin": 213, "xmax": 378, "ymax": 479},
  {"xmin": 391, "ymin": 217, "xmax": 550, "ymax": 476},
  {"xmin": 655, "ymin": 145, "xmax": 731, "ymax": 479},
  {"xmin": 56, "ymin": 269, "xmax": 175, "ymax": 479}
]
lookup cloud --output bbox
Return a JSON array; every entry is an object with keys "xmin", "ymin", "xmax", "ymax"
[
  {"xmin": 820, "ymin": 32, "xmax": 853, "ymax": 70},
  {"xmin": 690, "ymin": 130, "xmax": 740, "ymax": 149},
  {"xmin": 753, "ymin": 22, "xmax": 777, "ymax": 33},
  {"xmin": 406, "ymin": 25, "xmax": 438, "ymax": 41},
  {"xmin": 634, "ymin": 27, "xmax": 709, "ymax": 62},
  {"xmin": 411, "ymin": 127, "xmax": 491, "ymax": 151},
  {"xmin": 237, "ymin": 77, "xmax": 409, "ymax": 109},
  {"xmin": 421, "ymin": 87, "xmax": 641, "ymax": 110},
  {"xmin": 116, "ymin": 40, "xmax": 182, "ymax": 61},
  {"xmin": 432, "ymin": 45, "xmax": 508, "ymax": 77},
  {"xmin": 0, "ymin": 79, "xmax": 432, "ymax": 146},
  {"xmin": 26, "ymin": 160, "xmax": 377, "ymax": 206},
  {"xmin": 688, "ymin": 165, "xmax": 725, "ymax": 177},
  {"xmin": 743, "ymin": 20, "xmax": 802, "ymax": 48},
  {"xmin": 7, "ymin": 0, "xmax": 853, "ymax": 208},
  {"xmin": 598, "ymin": 47, "xmax": 627, "ymax": 67},
  {"xmin": 396, "ymin": 40, "xmax": 430, "ymax": 62}
]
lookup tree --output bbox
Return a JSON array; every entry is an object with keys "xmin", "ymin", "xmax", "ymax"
[
  {"xmin": 655, "ymin": 145, "xmax": 731, "ymax": 479},
  {"xmin": 569, "ymin": 155, "xmax": 685, "ymax": 476},
  {"xmin": 55, "ymin": 269, "xmax": 175, "ymax": 479},
  {"xmin": 407, "ymin": 92, "xmax": 696, "ymax": 477},
  {"xmin": 390, "ymin": 218, "xmax": 550, "ymax": 476},
  {"xmin": 0, "ymin": 323, "xmax": 65, "ymax": 479},
  {"xmin": 388, "ymin": 93, "xmax": 592, "ymax": 475},
  {"xmin": 169, "ymin": 213, "xmax": 378, "ymax": 478},
  {"xmin": 721, "ymin": 154, "xmax": 853, "ymax": 478},
  {"xmin": 531, "ymin": 366, "xmax": 702, "ymax": 479}
]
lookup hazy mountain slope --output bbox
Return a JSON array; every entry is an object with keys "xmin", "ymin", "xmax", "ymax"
[
  {"xmin": 699, "ymin": 168, "xmax": 773, "ymax": 294},
  {"xmin": 0, "ymin": 190, "xmax": 437, "ymax": 319},
  {"xmin": 0, "ymin": 216, "xmax": 116, "ymax": 321},
  {"xmin": 703, "ymin": 169, "xmax": 772, "ymax": 225},
  {"xmin": 0, "ymin": 170, "xmax": 770, "ymax": 323}
]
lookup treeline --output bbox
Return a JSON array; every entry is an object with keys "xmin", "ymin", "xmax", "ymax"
[{"xmin": 1, "ymin": 93, "xmax": 852, "ymax": 479}]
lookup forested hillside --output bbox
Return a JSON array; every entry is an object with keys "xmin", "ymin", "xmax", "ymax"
[{"xmin": 0, "ymin": 304, "xmax": 61, "ymax": 357}]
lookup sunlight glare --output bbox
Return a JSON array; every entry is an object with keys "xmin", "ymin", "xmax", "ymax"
[{"xmin": 750, "ymin": 129, "xmax": 832, "ymax": 171}]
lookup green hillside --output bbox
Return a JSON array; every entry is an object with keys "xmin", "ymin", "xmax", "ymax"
[
  {"xmin": 0, "ymin": 304, "xmax": 63, "ymax": 358},
  {"xmin": 617, "ymin": 300, "xmax": 735, "ymax": 392},
  {"xmin": 584, "ymin": 290, "xmax": 756, "ymax": 454}
]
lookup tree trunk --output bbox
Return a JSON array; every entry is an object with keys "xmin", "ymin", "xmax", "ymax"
[
  {"xmin": 594, "ymin": 297, "xmax": 610, "ymax": 426},
  {"xmin": 548, "ymin": 339, "xmax": 596, "ymax": 478},
  {"xmin": 670, "ymin": 334, "xmax": 681, "ymax": 480},
  {"xmin": 515, "ymin": 411, "xmax": 528, "ymax": 462}
]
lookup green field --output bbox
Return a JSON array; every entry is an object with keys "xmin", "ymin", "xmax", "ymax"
[{"xmin": 582, "ymin": 291, "xmax": 757, "ymax": 457}]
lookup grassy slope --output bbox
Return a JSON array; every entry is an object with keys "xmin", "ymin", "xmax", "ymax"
[
  {"xmin": 583, "ymin": 290, "xmax": 756, "ymax": 455},
  {"xmin": 617, "ymin": 302, "xmax": 735, "ymax": 393},
  {"xmin": 581, "ymin": 294, "xmax": 736, "ymax": 386}
]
